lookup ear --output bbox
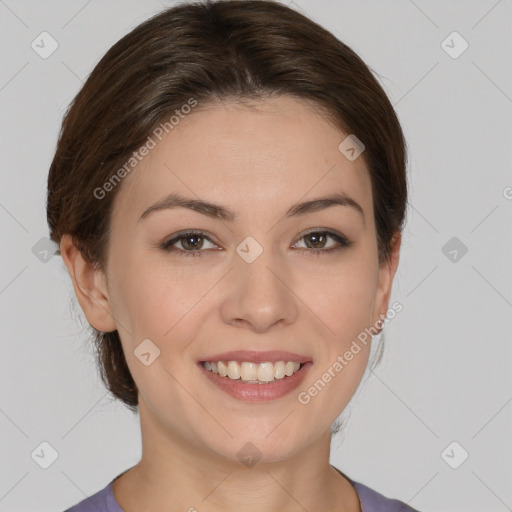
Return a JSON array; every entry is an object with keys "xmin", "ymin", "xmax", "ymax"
[
  {"xmin": 371, "ymin": 231, "xmax": 402, "ymax": 331},
  {"xmin": 59, "ymin": 234, "xmax": 117, "ymax": 333}
]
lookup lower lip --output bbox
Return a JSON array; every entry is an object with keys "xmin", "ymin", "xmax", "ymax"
[{"xmin": 197, "ymin": 361, "xmax": 313, "ymax": 402}]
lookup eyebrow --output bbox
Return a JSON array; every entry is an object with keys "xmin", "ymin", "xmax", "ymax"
[{"xmin": 138, "ymin": 192, "xmax": 365, "ymax": 224}]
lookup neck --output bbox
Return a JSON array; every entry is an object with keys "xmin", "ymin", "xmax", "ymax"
[{"xmin": 112, "ymin": 403, "xmax": 361, "ymax": 512}]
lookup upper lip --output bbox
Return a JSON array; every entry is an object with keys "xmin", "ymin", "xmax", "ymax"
[{"xmin": 198, "ymin": 350, "xmax": 312, "ymax": 364}]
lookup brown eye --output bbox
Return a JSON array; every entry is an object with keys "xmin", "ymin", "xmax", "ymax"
[
  {"xmin": 179, "ymin": 233, "xmax": 204, "ymax": 251},
  {"xmin": 161, "ymin": 231, "xmax": 217, "ymax": 257},
  {"xmin": 292, "ymin": 230, "xmax": 352, "ymax": 255},
  {"xmin": 303, "ymin": 232, "xmax": 329, "ymax": 249}
]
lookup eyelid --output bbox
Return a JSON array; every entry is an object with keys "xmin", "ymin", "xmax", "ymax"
[
  {"xmin": 291, "ymin": 228, "xmax": 352, "ymax": 251},
  {"xmin": 293, "ymin": 226, "xmax": 348, "ymax": 243},
  {"xmin": 162, "ymin": 227, "xmax": 349, "ymax": 245},
  {"xmin": 161, "ymin": 229, "xmax": 220, "ymax": 249}
]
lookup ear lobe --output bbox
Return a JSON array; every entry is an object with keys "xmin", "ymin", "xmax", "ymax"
[
  {"xmin": 59, "ymin": 234, "xmax": 117, "ymax": 333},
  {"xmin": 372, "ymin": 231, "xmax": 402, "ymax": 330}
]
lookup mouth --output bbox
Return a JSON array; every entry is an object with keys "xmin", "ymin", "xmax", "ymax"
[{"xmin": 197, "ymin": 353, "xmax": 313, "ymax": 402}]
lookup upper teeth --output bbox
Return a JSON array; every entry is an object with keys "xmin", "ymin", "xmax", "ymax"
[{"xmin": 202, "ymin": 361, "xmax": 302, "ymax": 382}]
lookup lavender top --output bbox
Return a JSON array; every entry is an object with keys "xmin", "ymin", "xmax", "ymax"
[{"xmin": 63, "ymin": 467, "xmax": 419, "ymax": 512}]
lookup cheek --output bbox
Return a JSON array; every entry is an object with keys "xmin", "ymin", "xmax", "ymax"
[
  {"xmin": 293, "ymin": 253, "xmax": 376, "ymax": 406},
  {"xmin": 113, "ymin": 269, "xmax": 194, "ymax": 342},
  {"xmin": 109, "ymin": 263, "xmax": 200, "ymax": 394},
  {"xmin": 296, "ymin": 256, "xmax": 377, "ymax": 341}
]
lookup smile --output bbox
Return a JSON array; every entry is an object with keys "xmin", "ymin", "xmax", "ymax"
[{"xmin": 198, "ymin": 360, "xmax": 313, "ymax": 401}]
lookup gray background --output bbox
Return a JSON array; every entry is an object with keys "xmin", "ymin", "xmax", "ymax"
[{"xmin": 1, "ymin": 0, "xmax": 511, "ymax": 511}]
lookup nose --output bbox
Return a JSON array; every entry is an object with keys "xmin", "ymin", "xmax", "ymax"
[{"xmin": 220, "ymin": 241, "xmax": 299, "ymax": 333}]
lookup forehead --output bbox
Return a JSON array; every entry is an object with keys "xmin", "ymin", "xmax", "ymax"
[{"xmin": 112, "ymin": 95, "xmax": 373, "ymax": 225}]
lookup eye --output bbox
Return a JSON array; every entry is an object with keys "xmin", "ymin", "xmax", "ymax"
[
  {"xmin": 291, "ymin": 229, "xmax": 352, "ymax": 256},
  {"xmin": 160, "ymin": 231, "xmax": 218, "ymax": 257},
  {"xmin": 160, "ymin": 229, "xmax": 353, "ymax": 258}
]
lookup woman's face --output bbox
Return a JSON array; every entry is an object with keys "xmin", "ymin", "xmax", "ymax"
[{"xmin": 82, "ymin": 95, "xmax": 399, "ymax": 464}]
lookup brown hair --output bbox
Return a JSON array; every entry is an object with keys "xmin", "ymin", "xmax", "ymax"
[{"xmin": 47, "ymin": 0, "xmax": 408, "ymax": 414}]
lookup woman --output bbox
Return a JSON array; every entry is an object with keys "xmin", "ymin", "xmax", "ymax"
[{"xmin": 49, "ymin": 1, "xmax": 415, "ymax": 510}]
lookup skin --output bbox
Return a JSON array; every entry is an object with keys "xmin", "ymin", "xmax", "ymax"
[{"xmin": 60, "ymin": 95, "xmax": 401, "ymax": 512}]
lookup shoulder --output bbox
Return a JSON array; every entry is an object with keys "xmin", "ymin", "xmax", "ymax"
[
  {"xmin": 62, "ymin": 480, "xmax": 122, "ymax": 512},
  {"xmin": 351, "ymin": 480, "xmax": 420, "ymax": 512}
]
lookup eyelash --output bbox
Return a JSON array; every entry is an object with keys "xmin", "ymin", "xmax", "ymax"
[{"xmin": 160, "ymin": 229, "xmax": 353, "ymax": 258}]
